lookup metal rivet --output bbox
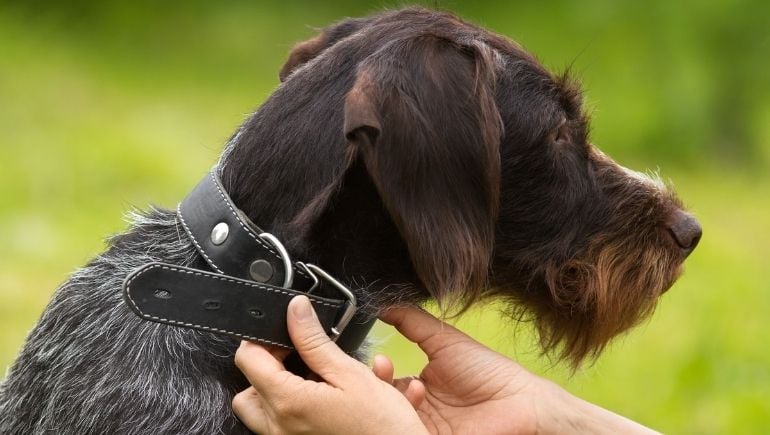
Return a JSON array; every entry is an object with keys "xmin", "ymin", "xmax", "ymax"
[
  {"xmin": 211, "ymin": 222, "xmax": 229, "ymax": 245},
  {"xmin": 249, "ymin": 259, "xmax": 274, "ymax": 283},
  {"xmin": 154, "ymin": 289, "xmax": 172, "ymax": 299}
]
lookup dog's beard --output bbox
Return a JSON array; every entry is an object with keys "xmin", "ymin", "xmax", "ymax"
[
  {"xmin": 535, "ymin": 230, "xmax": 683, "ymax": 367},
  {"xmin": 496, "ymin": 161, "xmax": 686, "ymax": 367}
]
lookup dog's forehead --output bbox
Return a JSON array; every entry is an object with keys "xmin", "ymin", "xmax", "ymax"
[
  {"xmin": 397, "ymin": 12, "xmax": 586, "ymax": 127},
  {"xmin": 298, "ymin": 8, "xmax": 588, "ymax": 145}
]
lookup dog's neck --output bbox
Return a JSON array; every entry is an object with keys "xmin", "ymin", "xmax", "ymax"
[{"xmin": 217, "ymin": 104, "xmax": 425, "ymax": 312}]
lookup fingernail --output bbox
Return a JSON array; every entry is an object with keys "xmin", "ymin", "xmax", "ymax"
[{"xmin": 291, "ymin": 296, "xmax": 314, "ymax": 321}]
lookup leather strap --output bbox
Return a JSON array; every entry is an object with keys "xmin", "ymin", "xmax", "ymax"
[
  {"xmin": 122, "ymin": 171, "xmax": 375, "ymax": 353},
  {"xmin": 177, "ymin": 172, "xmax": 314, "ymax": 290},
  {"xmin": 123, "ymin": 263, "xmax": 349, "ymax": 349}
]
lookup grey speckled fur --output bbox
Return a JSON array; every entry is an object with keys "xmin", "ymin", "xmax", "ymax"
[{"xmin": 0, "ymin": 207, "xmax": 254, "ymax": 434}]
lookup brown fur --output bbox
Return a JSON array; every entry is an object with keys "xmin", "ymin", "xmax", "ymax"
[{"xmin": 221, "ymin": 7, "xmax": 699, "ymax": 367}]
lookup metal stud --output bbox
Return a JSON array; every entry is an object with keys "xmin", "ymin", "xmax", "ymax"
[
  {"xmin": 249, "ymin": 259, "xmax": 274, "ymax": 283},
  {"xmin": 210, "ymin": 222, "xmax": 229, "ymax": 245}
]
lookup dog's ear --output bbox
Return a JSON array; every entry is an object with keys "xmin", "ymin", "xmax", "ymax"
[
  {"xmin": 280, "ymin": 34, "xmax": 327, "ymax": 82},
  {"xmin": 280, "ymin": 18, "xmax": 369, "ymax": 82},
  {"xmin": 344, "ymin": 36, "xmax": 502, "ymax": 310}
]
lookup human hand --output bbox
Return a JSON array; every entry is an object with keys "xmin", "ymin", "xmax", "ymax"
[
  {"xmin": 232, "ymin": 295, "xmax": 428, "ymax": 435},
  {"xmin": 379, "ymin": 306, "xmax": 660, "ymax": 435},
  {"xmin": 379, "ymin": 306, "xmax": 542, "ymax": 434}
]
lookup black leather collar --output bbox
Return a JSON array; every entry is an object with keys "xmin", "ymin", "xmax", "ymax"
[{"xmin": 122, "ymin": 172, "xmax": 375, "ymax": 353}]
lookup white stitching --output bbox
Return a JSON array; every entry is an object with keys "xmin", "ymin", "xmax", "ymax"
[
  {"xmin": 127, "ymin": 263, "xmax": 340, "ymax": 306},
  {"xmin": 209, "ymin": 173, "xmax": 281, "ymax": 259},
  {"xmin": 176, "ymin": 204, "xmax": 224, "ymax": 274},
  {"xmin": 208, "ymin": 173, "xmax": 310, "ymax": 279},
  {"xmin": 124, "ymin": 264, "xmax": 340, "ymax": 347}
]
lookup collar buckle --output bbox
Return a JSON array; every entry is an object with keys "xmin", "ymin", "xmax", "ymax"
[
  {"xmin": 299, "ymin": 263, "xmax": 357, "ymax": 340},
  {"xmin": 251, "ymin": 233, "xmax": 357, "ymax": 341}
]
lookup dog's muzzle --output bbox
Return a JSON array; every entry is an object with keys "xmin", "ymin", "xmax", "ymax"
[{"xmin": 122, "ymin": 171, "xmax": 374, "ymax": 354}]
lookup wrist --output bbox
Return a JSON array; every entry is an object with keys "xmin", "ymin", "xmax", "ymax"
[
  {"xmin": 533, "ymin": 382, "xmax": 660, "ymax": 435},
  {"xmin": 529, "ymin": 379, "xmax": 581, "ymax": 435},
  {"xmin": 571, "ymin": 397, "xmax": 660, "ymax": 435}
]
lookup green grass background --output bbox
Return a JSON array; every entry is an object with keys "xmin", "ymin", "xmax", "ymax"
[{"xmin": 1, "ymin": 1, "xmax": 768, "ymax": 433}]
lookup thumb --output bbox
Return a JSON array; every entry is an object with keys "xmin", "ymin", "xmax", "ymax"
[{"xmin": 287, "ymin": 295, "xmax": 358, "ymax": 386}]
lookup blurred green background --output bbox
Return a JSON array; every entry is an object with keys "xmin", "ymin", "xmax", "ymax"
[{"xmin": 1, "ymin": 1, "xmax": 768, "ymax": 433}]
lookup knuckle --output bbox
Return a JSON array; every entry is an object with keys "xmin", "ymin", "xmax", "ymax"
[
  {"xmin": 270, "ymin": 384, "xmax": 318, "ymax": 420},
  {"xmin": 298, "ymin": 330, "xmax": 332, "ymax": 353},
  {"xmin": 272, "ymin": 395, "xmax": 301, "ymax": 417},
  {"xmin": 231, "ymin": 390, "xmax": 250, "ymax": 412},
  {"xmin": 233, "ymin": 347, "xmax": 248, "ymax": 370}
]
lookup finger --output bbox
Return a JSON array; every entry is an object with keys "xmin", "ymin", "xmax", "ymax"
[
  {"xmin": 380, "ymin": 306, "xmax": 468, "ymax": 355},
  {"xmin": 232, "ymin": 387, "xmax": 270, "ymax": 434},
  {"xmin": 393, "ymin": 377, "xmax": 426, "ymax": 409},
  {"xmin": 404, "ymin": 379, "xmax": 426, "ymax": 409},
  {"xmin": 234, "ymin": 340, "xmax": 288, "ymax": 393},
  {"xmin": 263, "ymin": 343, "xmax": 292, "ymax": 362},
  {"xmin": 372, "ymin": 354, "xmax": 394, "ymax": 384},
  {"xmin": 287, "ymin": 295, "xmax": 359, "ymax": 386}
]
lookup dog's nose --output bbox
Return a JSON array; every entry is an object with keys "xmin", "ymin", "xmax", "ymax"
[{"xmin": 665, "ymin": 209, "xmax": 702, "ymax": 256}]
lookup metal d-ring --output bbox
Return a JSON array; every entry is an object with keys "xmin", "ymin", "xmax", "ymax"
[
  {"xmin": 258, "ymin": 232, "xmax": 294, "ymax": 289},
  {"xmin": 296, "ymin": 262, "xmax": 320, "ymax": 295},
  {"xmin": 301, "ymin": 263, "xmax": 357, "ymax": 340}
]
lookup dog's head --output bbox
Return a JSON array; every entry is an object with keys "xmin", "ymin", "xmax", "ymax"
[{"xmin": 222, "ymin": 8, "xmax": 701, "ymax": 365}]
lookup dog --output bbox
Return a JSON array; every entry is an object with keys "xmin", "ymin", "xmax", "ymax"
[{"xmin": 0, "ymin": 7, "xmax": 701, "ymax": 434}]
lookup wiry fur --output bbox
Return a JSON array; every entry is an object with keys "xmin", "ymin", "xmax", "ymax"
[
  {"xmin": 1, "ymin": 7, "xmax": 699, "ymax": 434},
  {"xmin": 519, "ymin": 148, "xmax": 684, "ymax": 363},
  {"xmin": 0, "ymin": 209, "xmax": 252, "ymax": 434}
]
